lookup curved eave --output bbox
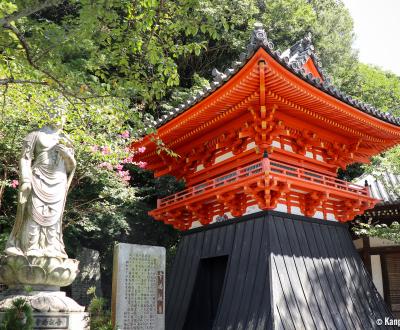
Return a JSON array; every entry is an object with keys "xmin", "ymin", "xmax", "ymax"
[
  {"xmin": 262, "ymin": 48, "xmax": 400, "ymax": 140},
  {"xmin": 133, "ymin": 46, "xmax": 400, "ymax": 155},
  {"xmin": 135, "ymin": 51, "xmax": 263, "ymax": 151}
]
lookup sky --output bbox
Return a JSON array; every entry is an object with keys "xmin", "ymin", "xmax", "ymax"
[{"xmin": 341, "ymin": 0, "xmax": 400, "ymax": 76}]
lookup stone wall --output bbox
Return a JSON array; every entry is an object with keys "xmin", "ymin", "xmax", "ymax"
[{"xmin": 70, "ymin": 247, "xmax": 102, "ymax": 307}]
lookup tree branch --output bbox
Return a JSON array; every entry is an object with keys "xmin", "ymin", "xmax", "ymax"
[
  {"xmin": 3, "ymin": 23, "xmax": 70, "ymax": 91},
  {"xmin": 0, "ymin": 78, "xmax": 48, "ymax": 85},
  {"xmin": 0, "ymin": 0, "xmax": 63, "ymax": 26},
  {"xmin": 3, "ymin": 23, "xmax": 114, "ymax": 104}
]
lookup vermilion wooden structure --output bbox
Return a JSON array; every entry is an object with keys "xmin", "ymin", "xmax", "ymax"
[{"xmin": 132, "ymin": 23, "xmax": 400, "ymax": 231}]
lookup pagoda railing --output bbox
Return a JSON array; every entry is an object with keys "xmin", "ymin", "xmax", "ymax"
[{"xmin": 157, "ymin": 159, "xmax": 369, "ymax": 208}]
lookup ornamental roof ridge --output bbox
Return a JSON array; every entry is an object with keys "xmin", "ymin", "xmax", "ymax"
[
  {"xmin": 148, "ymin": 22, "xmax": 400, "ymax": 131},
  {"xmin": 280, "ymin": 32, "xmax": 328, "ymax": 82}
]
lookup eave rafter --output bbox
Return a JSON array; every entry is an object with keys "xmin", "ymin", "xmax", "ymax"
[
  {"xmin": 151, "ymin": 96, "xmax": 377, "ymax": 177},
  {"xmin": 150, "ymin": 158, "xmax": 378, "ymax": 229}
]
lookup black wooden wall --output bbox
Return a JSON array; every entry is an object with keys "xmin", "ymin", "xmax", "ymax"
[{"xmin": 166, "ymin": 211, "xmax": 394, "ymax": 329}]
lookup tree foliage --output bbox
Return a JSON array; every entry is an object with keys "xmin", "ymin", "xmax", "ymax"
[
  {"xmin": 0, "ymin": 298, "xmax": 33, "ymax": 330},
  {"xmin": 354, "ymin": 222, "xmax": 400, "ymax": 244},
  {"xmin": 350, "ymin": 65, "xmax": 400, "ymax": 239},
  {"xmin": 352, "ymin": 64, "xmax": 400, "ymax": 115}
]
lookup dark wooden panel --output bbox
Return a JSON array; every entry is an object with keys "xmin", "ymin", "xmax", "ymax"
[
  {"xmin": 311, "ymin": 222, "xmax": 355, "ymax": 329},
  {"xmin": 384, "ymin": 254, "xmax": 400, "ymax": 318},
  {"xmin": 202, "ymin": 227, "xmax": 213, "ymax": 258},
  {"xmin": 209, "ymin": 224, "xmax": 221, "ymax": 256},
  {"xmin": 213, "ymin": 221, "xmax": 247, "ymax": 329},
  {"xmin": 172, "ymin": 231, "xmax": 205, "ymax": 330},
  {"xmin": 222, "ymin": 222, "xmax": 235, "ymax": 255},
  {"xmin": 283, "ymin": 219, "xmax": 326, "ymax": 330},
  {"xmin": 224, "ymin": 218, "xmax": 255, "ymax": 326},
  {"xmin": 248, "ymin": 214, "xmax": 272, "ymax": 330},
  {"xmin": 321, "ymin": 223, "xmax": 365, "ymax": 329},
  {"xmin": 337, "ymin": 226, "xmax": 393, "ymax": 326},
  {"xmin": 278, "ymin": 218, "xmax": 318, "ymax": 329},
  {"xmin": 332, "ymin": 226, "xmax": 375, "ymax": 328},
  {"xmin": 304, "ymin": 222, "xmax": 347, "ymax": 329},
  {"xmin": 166, "ymin": 234, "xmax": 191, "ymax": 328},
  {"xmin": 291, "ymin": 219, "xmax": 337, "ymax": 329},
  {"xmin": 270, "ymin": 216, "xmax": 301, "ymax": 329},
  {"xmin": 166, "ymin": 211, "xmax": 393, "ymax": 330},
  {"xmin": 235, "ymin": 216, "xmax": 267, "ymax": 329}
]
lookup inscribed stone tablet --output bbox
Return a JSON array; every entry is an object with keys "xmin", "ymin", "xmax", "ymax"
[{"xmin": 112, "ymin": 243, "xmax": 165, "ymax": 330}]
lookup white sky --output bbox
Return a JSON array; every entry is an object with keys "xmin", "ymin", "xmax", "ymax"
[{"xmin": 342, "ymin": 0, "xmax": 400, "ymax": 75}]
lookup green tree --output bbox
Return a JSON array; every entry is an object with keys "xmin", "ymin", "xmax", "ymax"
[
  {"xmin": 351, "ymin": 64, "xmax": 400, "ymax": 240},
  {"xmin": 352, "ymin": 63, "xmax": 400, "ymax": 115}
]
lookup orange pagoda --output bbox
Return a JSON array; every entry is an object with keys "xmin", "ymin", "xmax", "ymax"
[{"xmin": 133, "ymin": 24, "xmax": 400, "ymax": 329}]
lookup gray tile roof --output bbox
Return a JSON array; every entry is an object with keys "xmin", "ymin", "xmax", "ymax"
[
  {"xmin": 354, "ymin": 172, "xmax": 400, "ymax": 205},
  {"xmin": 148, "ymin": 22, "xmax": 400, "ymax": 131}
]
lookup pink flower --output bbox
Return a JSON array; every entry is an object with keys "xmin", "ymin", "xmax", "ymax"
[
  {"xmin": 90, "ymin": 145, "xmax": 99, "ymax": 152},
  {"xmin": 122, "ymin": 175, "xmax": 131, "ymax": 182},
  {"xmin": 11, "ymin": 180, "xmax": 19, "ymax": 189},
  {"xmin": 120, "ymin": 130, "xmax": 130, "ymax": 139},
  {"xmin": 99, "ymin": 162, "xmax": 113, "ymax": 170},
  {"xmin": 101, "ymin": 146, "xmax": 111, "ymax": 155},
  {"xmin": 117, "ymin": 170, "xmax": 130, "ymax": 177},
  {"xmin": 138, "ymin": 146, "xmax": 146, "ymax": 153},
  {"xmin": 123, "ymin": 156, "xmax": 133, "ymax": 164},
  {"xmin": 137, "ymin": 161, "xmax": 147, "ymax": 169},
  {"xmin": 116, "ymin": 164, "xmax": 123, "ymax": 171}
]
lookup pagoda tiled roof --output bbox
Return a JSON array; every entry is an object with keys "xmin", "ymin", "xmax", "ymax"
[
  {"xmin": 150, "ymin": 23, "xmax": 400, "ymax": 130},
  {"xmin": 355, "ymin": 171, "xmax": 400, "ymax": 206}
]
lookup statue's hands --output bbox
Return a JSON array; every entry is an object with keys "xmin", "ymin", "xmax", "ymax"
[
  {"xmin": 19, "ymin": 182, "xmax": 31, "ymax": 204},
  {"xmin": 56, "ymin": 144, "xmax": 69, "ymax": 155},
  {"xmin": 56, "ymin": 144, "xmax": 76, "ymax": 169}
]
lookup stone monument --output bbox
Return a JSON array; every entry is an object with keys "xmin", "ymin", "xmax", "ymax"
[
  {"xmin": 0, "ymin": 114, "xmax": 88, "ymax": 329},
  {"xmin": 112, "ymin": 243, "xmax": 165, "ymax": 330}
]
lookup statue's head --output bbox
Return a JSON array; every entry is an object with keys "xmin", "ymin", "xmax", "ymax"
[
  {"xmin": 45, "ymin": 97, "xmax": 67, "ymax": 130},
  {"xmin": 49, "ymin": 111, "xmax": 66, "ymax": 130}
]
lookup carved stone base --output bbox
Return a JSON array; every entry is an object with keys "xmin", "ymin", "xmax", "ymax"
[
  {"xmin": 0, "ymin": 291, "xmax": 84, "ymax": 313},
  {"xmin": 0, "ymin": 289, "xmax": 88, "ymax": 329},
  {"xmin": 0, "ymin": 311, "xmax": 89, "ymax": 330},
  {"xmin": 0, "ymin": 255, "xmax": 79, "ymax": 287}
]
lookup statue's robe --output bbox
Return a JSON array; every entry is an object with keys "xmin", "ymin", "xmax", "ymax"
[{"xmin": 6, "ymin": 129, "xmax": 74, "ymax": 258}]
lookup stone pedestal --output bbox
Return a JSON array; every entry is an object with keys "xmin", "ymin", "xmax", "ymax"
[
  {"xmin": 0, "ymin": 255, "xmax": 88, "ymax": 329},
  {"xmin": 0, "ymin": 311, "xmax": 89, "ymax": 330},
  {"xmin": 0, "ymin": 290, "xmax": 89, "ymax": 330}
]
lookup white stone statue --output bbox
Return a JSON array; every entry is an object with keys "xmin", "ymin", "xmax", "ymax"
[
  {"xmin": 5, "ymin": 118, "xmax": 76, "ymax": 258},
  {"xmin": 0, "ymin": 114, "xmax": 85, "ymax": 324}
]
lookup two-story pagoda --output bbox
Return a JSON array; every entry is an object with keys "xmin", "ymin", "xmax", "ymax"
[{"xmin": 132, "ymin": 24, "xmax": 400, "ymax": 329}]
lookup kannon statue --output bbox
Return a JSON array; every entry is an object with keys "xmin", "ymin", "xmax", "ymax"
[{"xmin": 5, "ymin": 117, "xmax": 76, "ymax": 258}]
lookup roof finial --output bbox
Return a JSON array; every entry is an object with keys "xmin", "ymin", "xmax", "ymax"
[{"xmin": 251, "ymin": 22, "xmax": 267, "ymax": 46}]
